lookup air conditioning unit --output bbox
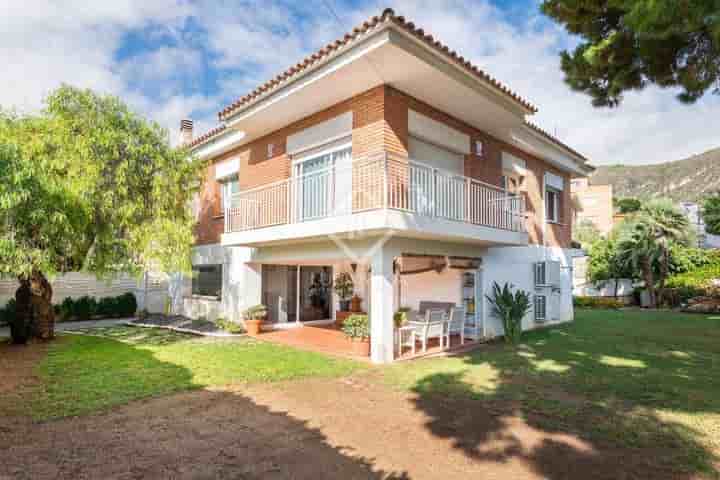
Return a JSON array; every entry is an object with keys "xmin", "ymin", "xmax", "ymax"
[
  {"xmin": 534, "ymin": 295, "xmax": 547, "ymax": 323},
  {"xmin": 534, "ymin": 261, "xmax": 560, "ymax": 287}
]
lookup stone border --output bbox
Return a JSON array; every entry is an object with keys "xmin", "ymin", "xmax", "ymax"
[{"xmin": 125, "ymin": 321, "xmax": 247, "ymax": 338}]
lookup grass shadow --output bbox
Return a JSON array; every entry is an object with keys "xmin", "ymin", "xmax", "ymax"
[
  {"xmin": 400, "ymin": 310, "xmax": 720, "ymax": 479},
  {"xmin": 4, "ymin": 374, "xmax": 408, "ymax": 479}
]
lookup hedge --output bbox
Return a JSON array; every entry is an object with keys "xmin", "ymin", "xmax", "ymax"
[
  {"xmin": 573, "ymin": 296, "xmax": 624, "ymax": 309},
  {"xmin": 2, "ymin": 293, "xmax": 137, "ymax": 326}
]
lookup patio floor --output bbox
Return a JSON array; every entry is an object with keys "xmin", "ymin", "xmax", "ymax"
[{"xmin": 254, "ymin": 324, "xmax": 482, "ymax": 362}]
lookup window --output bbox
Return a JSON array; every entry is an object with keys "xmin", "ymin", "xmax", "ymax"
[
  {"xmin": 475, "ymin": 140, "xmax": 484, "ymax": 157},
  {"xmin": 220, "ymin": 178, "xmax": 239, "ymax": 212},
  {"xmin": 192, "ymin": 264, "xmax": 222, "ymax": 298},
  {"xmin": 534, "ymin": 295, "xmax": 547, "ymax": 322},
  {"xmin": 534, "ymin": 262, "xmax": 546, "ymax": 286},
  {"xmin": 546, "ymin": 187, "xmax": 561, "ymax": 223}
]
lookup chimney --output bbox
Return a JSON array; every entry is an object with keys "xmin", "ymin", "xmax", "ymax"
[{"xmin": 179, "ymin": 119, "xmax": 193, "ymax": 146}]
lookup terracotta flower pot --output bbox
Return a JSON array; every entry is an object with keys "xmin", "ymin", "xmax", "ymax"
[
  {"xmin": 245, "ymin": 319, "xmax": 263, "ymax": 335},
  {"xmin": 350, "ymin": 337, "xmax": 370, "ymax": 357},
  {"xmin": 350, "ymin": 295, "xmax": 362, "ymax": 313}
]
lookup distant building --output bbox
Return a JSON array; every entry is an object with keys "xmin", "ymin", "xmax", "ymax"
[
  {"xmin": 571, "ymin": 178, "xmax": 614, "ymax": 236},
  {"xmin": 679, "ymin": 202, "xmax": 720, "ymax": 249}
]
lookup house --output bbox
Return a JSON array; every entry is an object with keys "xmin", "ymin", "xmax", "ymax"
[
  {"xmin": 171, "ymin": 9, "xmax": 595, "ymax": 363},
  {"xmin": 679, "ymin": 202, "xmax": 720, "ymax": 249},
  {"xmin": 570, "ymin": 178, "xmax": 614, "ymax": 236}
]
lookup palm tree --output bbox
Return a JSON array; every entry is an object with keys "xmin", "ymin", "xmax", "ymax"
[{"xmin": 617, "ymin": 199, "xmax": 690, "ymax": 307}]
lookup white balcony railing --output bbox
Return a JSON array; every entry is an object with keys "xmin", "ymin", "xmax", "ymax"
[{"xmin": 225, "ymin": 153, "xmax": 526, "ymax": 234}]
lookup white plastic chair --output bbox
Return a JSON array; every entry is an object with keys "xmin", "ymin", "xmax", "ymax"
[
  {"xmin": 444, "ymin": 306, "xmax": 466, "ymax": 348},
  {"xmin": 418, "ymin": 309, "xmax": 446, "ymax": 352},
  {"xmin": 396, "ymin": 325, "xmax": 417, "ymax": 357}
]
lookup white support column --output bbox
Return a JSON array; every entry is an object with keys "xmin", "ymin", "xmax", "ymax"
[{"xmin": 370, "ymin": 246, "xmax": 395, "ymax": 364}]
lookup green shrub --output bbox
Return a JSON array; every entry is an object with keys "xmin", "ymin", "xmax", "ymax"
[
  {"xmin": 341, "ymin": 314, "xmax": 369, "ymax": 340},
  {"xmin": 59, "ymin": 297, "xmax": 75, "ymax": 321},
  {"xmin": 115, "ymin": 293, "xmax": 137, "ymax": 317},
  {"xmin": 73, "ymin": 296, "xmax": 97, "ymax": 321},
  {"xmin": 573, "ymin": 296, "xmax": 623, "ymax": 309},
  {"xmin": 486, "ymin": 282, "xmax": 531, "ymax": 344},
  {"xmin": 243, "ymin": 304, "xmax": 268, "ymax": 321},
  {"xmin": 215, "ymin": 317, "xmax": 245, "ymax": 334},
  {"xmin": 96, "ymin": 297, "xmax": 118, "ymax": 317},
  {"xmin": 394, "ymin": 307, "xmax": 411, "ymax": 328},
  {"xmin": 0, "ymin": 299, "xmax": 17, "ymax": 326}
]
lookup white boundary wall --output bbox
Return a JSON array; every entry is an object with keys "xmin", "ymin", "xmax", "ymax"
[{"xmin": 0, "ymin": 272, "xmax": 168, "ymax": 313}]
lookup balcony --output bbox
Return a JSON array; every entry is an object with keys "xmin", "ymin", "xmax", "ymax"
[{"xmin": 223, "ymin": 153, "xmax": 527, "ymax": 247}]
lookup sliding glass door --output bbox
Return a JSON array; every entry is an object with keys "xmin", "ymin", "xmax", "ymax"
[
  {"xmin": 294, "ymin": 145, "xmax": 351, "ymax": 222},
  {"xmin": 261, "ymin": 265, "xmax": 333, "ymax": 324}
]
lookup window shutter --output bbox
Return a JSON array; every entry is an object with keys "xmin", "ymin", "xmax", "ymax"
[
  {"xmin": 534, "ymin": 262, "xmax": 546, "ymax": 286},
  {"xmin": 534, "ymin": 295, "xmax": 547, "ymax": 322}
]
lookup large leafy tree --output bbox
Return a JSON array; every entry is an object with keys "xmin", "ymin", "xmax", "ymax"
[
  {"xmin": 0, "ymin": 86, "xmax": 204, "ymax": 344},
  {"xmin": 541, "ymin": 0, "xmax": 720, "ymax": 106},
  {"xmin": 703, "ymin": 194, "xmax": 720, "ymax": 235},
  {"xmin": 616, "ymin": 199, "xmax": 691, "ymax": 307},
  {"xmin": 587, "ymin": 236, "xmax": 634, "ymax": 297}
]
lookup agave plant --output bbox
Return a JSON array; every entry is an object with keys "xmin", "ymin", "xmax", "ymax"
[{"xmin": 486, "ymin": 282, "xmax": 532, "ymax": 344}]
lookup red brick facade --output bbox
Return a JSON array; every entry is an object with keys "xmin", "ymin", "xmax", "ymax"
[{"xmin": 195, "ymin": 84, "xmax": 573, "ymax": 248}]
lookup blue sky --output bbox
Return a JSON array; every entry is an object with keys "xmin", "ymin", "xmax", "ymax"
[{"xmin": 1, "ymin": 0, "xmax": 719, "ymax": 165}]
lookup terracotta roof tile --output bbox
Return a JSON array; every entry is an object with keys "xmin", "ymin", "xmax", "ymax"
[{"xmin": 187, "ymin": 124, "xmax": 227, "ymax": 148}]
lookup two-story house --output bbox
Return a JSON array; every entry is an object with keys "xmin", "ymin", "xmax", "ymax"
[{"xmin": 172, "ymin": 9, "xmax": 595, "ymax": 363}]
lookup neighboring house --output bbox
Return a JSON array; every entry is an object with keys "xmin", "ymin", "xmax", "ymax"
[
  {"xmin": 571, "ymin": 178, "xmax": 614, "ymax": 236},
  {"xmin": 172, "ymin": 9, "xmax": 595, "ymax": 363},
  {"xmin": 679, "ymin": 202, "xmax": 720, "ymax": 249}
]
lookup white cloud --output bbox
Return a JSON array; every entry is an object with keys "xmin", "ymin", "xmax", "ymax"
[
  {"xmin": 0, "ymin": 0, "xmax": 215, "ymax": 142},
  {"xmin": 1, "ymin": 0, "xmax": 717, "ymax": 164}
]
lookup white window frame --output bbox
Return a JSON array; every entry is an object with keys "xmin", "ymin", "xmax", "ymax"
[
  {"xmin": 219, "ymin": 177, "xmax": 239, "ymax": 212},
  {"xmin": 534, "ymin": 295, "xmax": 547, "ymax": 322},
  {"xmin": 545, "ymin": 186, "xmax": 561, "ymax": 223},
  {"xmin": 534, "ymin": 262, "xmax": 547, "ymax": 287}
]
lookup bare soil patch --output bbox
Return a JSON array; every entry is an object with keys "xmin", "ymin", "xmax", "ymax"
[
  {"xmin": 1, "ymin": 367, "xmax": 705, "ymax": 480},
  {"xmin": 0, "ymin": 339, "xmax": 50, "ymax": 422}
]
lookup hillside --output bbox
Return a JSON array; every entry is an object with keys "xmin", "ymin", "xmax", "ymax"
[{"xmin": 590, "ymin": 147, "xmax": 720, "ymax": 203}]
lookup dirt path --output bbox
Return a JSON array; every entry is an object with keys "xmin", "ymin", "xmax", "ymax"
[{"xmin": 1, "ymin": 363, "xmax": 702, "ymax": 480}]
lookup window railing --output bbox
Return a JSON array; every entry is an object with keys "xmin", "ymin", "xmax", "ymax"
[{"xmin": 225, "ymin": 152, "xmax": 526, "ymax": 234}]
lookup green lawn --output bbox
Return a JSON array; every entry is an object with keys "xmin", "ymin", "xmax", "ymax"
[
  {"xmin": 386, "ymin": 309, "xmax": 720, "ymax": 477},
  {"xmin": 28, "ymin": 326, "xmax": 363, "ymax": 420}
]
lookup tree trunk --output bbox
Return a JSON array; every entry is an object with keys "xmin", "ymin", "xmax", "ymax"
[
  {"xmin": 11, "ymin": 280, "xmax": 32, "ymax": 344},
  {"xmin": 642, "ymin": 259, "xmax": 657, "ymax": 308},
  {"xmin": 12, "ymin": 272, "xmax": 55, "ymax": 343},
  {"xmin": 613, "ymin": 278, "xmax": 619, "ymax": 300},
  {"xmin": 30, "ymin": 272, "xmax": 55, "ymax": 340}
]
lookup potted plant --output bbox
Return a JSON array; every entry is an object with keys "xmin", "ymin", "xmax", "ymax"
[
  {"xmin": 393, "ymin": 307, "xmax": 411, "ymax": 328},
  {"xmin": 485, "ymin": 282, "xmax": 531, "ymax": 344},
  {"xmin": 243, "ymin": 304, "xmax": 268, "ymax": 335},
  {"xmin": 341, "ymin": 313, "xmax": 370, "ymax": 356},
  {"xmin": 350, "ymin": 294, "xmax": 362, "ymax": 313},
  {"xmin": 334, "ymin": 272, "xmax": 354, "ymax": 312}
]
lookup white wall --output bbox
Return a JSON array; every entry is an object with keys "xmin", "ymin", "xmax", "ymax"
[
  {"xmin": 0, "ymin": 272, "xmax": 167, "ymax": 313},
  {"xmin": 481, "ymin": 245, "xmax": 574, "ymax": 337},
  {"xmin": 399, "ymin": 268, "xmax": 463, "ymax": 311},
  {"xmin": 169, "ymin": 243, "xmax": 259, "ymax": 321}
]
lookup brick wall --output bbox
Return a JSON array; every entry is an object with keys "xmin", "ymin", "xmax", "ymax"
[
  {"xmin": 384, "ymin": 86, "xmax": 572, "ymax": 248},
  {"xmin": 195, "ymin": 84, "xmax": 574, "ymax": 248},
  {"xmin": 195, "ymin": 86, "xmax": 389, "ymax": 244}
]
